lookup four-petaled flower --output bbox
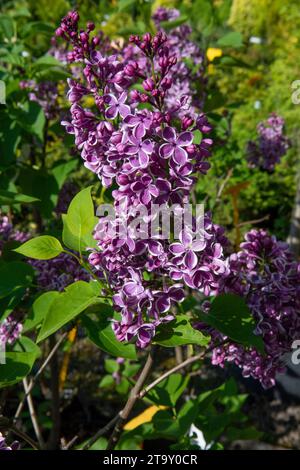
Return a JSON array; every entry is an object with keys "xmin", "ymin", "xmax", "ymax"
[
  {"xmin": 159, "ymin": 127, "xmax": 193, "ymax": 166},
  {"xmin": 124, "ymin": 134, "xmax": 154, "ymax": 169},
  {"xmin": 124, "ymin": 112, "xmax": 153, "ymax": 139},
  {"xmin": 104, "ymin": 92, "xmax": 131, "ymax": 119},
  {"xmin": 170, "ymin": 229, "xmax": 206, "ymax": 270}
]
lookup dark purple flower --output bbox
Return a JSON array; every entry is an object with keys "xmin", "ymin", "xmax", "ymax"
[
  {"xmin": 104, "ymin": 92, "xmax": 131, "ymax": 119},
  {"xmin": 159, "ymin": 127, "xmax": 193, "ymax": 165}
]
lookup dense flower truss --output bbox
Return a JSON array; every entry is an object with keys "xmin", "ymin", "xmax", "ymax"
[
  {"xmin": 58, "ymin": 10, "xmax": 229, "ymax": 348},
  {"xmin": 246, "ymin": 113, "xmax": 289, "ymax": 171},
  {"xmin": 57, "ymin": 10, "xmax": 300, "ymax": 386},
  {"xmin": 0, "ymin": 433, "xmax": 19, "ymax": 451},
  {"xmin": 200, "ymin": 229, "xmax": 300, "ymax": 388}
]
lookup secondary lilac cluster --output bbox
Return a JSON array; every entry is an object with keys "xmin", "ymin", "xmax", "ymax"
[
  {"xmin": 58, "ymin": 11, "xmax": 229, "ymax": 348},
  {"xmin": 0, "ymin": 212, "xmax": 27, "ymax": 254},
  {"xmin": 0, "ymin": 212, "xmax": 89, "ymax": 292},
  {"xmin": 246, "ymin": 113, "xmax": 289, "ymax": 171},
  {"xmin": 0, "ymin": 433, "xmax": 19, "ymax": 451},
  {"xmin": 0, "ymin": 316, "xmax": 23, "ymax": 347},
  {"xmin": 55, "ymin": 181, "xmax": 79, "ymax": 215},
  {"xmin": 200, "ymin": 229, "xmax": 300, "ymax": 388},
  {"xmin": 20, "ymin": 79, "xmax": 59, "ymax": 120},
  {"xmin": 30, "ymin": 254, "xmax": 90, "ymax": 292}
]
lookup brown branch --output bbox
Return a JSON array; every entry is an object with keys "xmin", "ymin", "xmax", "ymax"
[
  {"xmin": 106, "ymin": 349, "xmax": 155, "ymax": 450},
  {"xmin": 237, "ymin": 214, "xmax": 269, "ymax": 228},
  {"xmin": 46, "ymin": 335, "xmax": 61, "ymax": 449},
  {"xmin": 23, "ymin": 377, "xmax": 45, "ymax": 449},
  {"xmin": 83, "ymin": 414, "xmax": 120, "ymax": 450},
  {"xmin": 14, "ymin": 332, "xmax": 67, "ymax": 423},
  {"xmin": 140, "ymin": 340, "xmax": 228, "ymax": 398}
]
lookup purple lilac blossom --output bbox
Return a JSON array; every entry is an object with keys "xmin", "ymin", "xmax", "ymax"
[
  {"xmin": 0, "ymin": 433, "xmax": 19, "ymax": 451},
  {"xmin": 57, "ymin": 11, "xmax": 227, "ymax": 348},
  {"xmin": 20, "ymin": 80, "xmax": 59, "ymax": 120},
  {"xmin": 197, "ymin": 229, "xmax": 300, "ymax": 388},
  {"xmin": 0, "ymin": 316, "xmax": 23, "ymax": 347},
  {"xmin": 246, "ymin": 113, "xmax": 289, "ymax": 171},
  {"xmin": 0, "ymin": 212, "xmax": 89, "ymax": 293}
]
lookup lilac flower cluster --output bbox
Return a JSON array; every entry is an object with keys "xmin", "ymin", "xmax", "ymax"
[
  {"xmin": 0, "ymin": 213, "xmax": 89, "ymax": 293},
  {"xmin": 20, "ymin": 79, "xmax": 59, "ymax": 120},
  {"xmin": 247, "ymin": 113, "xmax": 289, "ymax": 171},
  {"xmin": 0, "ymin": 433, "xmax": 19, "ymax": 451},
  {"xmin": 0, "ymin": 316, "xmax": 23, "ymax": 347},
  {"xmin": 30, "ymin": 254, "xmax": 90, "ymax": 292},
  {"xmin": 200, "ymin": 229, "xmax": 300, "ymax": 388},
  {"xmin": 57, "ymin": 11, "xmax": 229, "ymax": 348},
  {"xmin": 0, "ymin": 212, "xmax": 27, "ymax": 254}
]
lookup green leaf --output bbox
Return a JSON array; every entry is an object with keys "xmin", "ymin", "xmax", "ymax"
[
  {"xmin": 199, "ymin": 294, "xmax": 265, "ymax": 353},
  {"xmin": 118, "ymin": 0, "xmax": 138, "ymax": 12},
  {"xmin": 160, "ymin": 16, "xmax": 188, "ymax": 31},
  {"xmin": 37, "ymin": 281, "xmax": 100, "ymax": 342},
  {"xmin": 62, "ymin": 186, "xmax": 97, "ymax": 254},
  {"xmin": 82, "ymin": 312, "xmax": 137, "ymax": 360},
  {"xmin": 105, "ymin": 358, "xmax": 119, "ymax": 374},
  {"xmin": 0, "ymin": 287, "xmax": 26, "ymax": 323},
  {"xmin": 18, "ymin": 167, "xmax": 59, "ymax": 218},
  {"xmin": 147, "ymin": 374, "xmax": 189, "ymax": 407},
  {"xmin": 51, "ymin": 160, "xmax": 78, "ymax": 189},
  {"xmin": 20, "ymin": 21, "xmax": 54, "ymax": 38},
  {"xmin": 99, "ymin": 375, "xmax": 114, "ymax": 388},
  {"xmin": 0, "ymin": 337, "xmax": 40, "ymax": 389},
  {"xmin": 0, "ymin": 189, "xmax": 39, "ymax": 206},
  {"xmin": 23, "ymin": 291, "xmax": 60, "ymax": 333},
  {"xmin": 0, "ymin": 262, "xmax": 34, "ymax": 300},
  {"xmin": 155, "ymin": 314, "xmax": 210, "ymax": 348},
  {"xmin": 217, "ymin": 31, "xmax": 243, "ymax": 48},
  {"xmin": 14, "ymin": 236, "xmax": 63, "ymax": 260},
  {"xmin": 14, "ymin": 101, "xmax": 45, "ymax": 142},
  {"xmin": 32, "ymin": 54, "xmax": 63, "ymax": 70},
  {"xmin": 193, "ymin": 130, "xmax": 203, "ymax": 145},
  {"xmin": 0, "ymin": 15, "xmax": 15, "ymax": 41}
]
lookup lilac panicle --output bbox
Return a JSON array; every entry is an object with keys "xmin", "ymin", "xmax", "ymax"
[
  {"xmin": 247, "ymin": 113, "xmax": 289, "ymax": 171},
  {"xmin": 197, "ymin": 229, "xmax": 300, "ymax": 388},
  {"xmin": 58, "ymin": 10, "xmax": 227, "ymax": 349}
]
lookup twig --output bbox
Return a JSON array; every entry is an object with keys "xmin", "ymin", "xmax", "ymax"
[
  {"xmin": 62, "ymin": 435, "xmax": 79, "ymax": 450},
  {"xmin": 0, "ymin": 417, "xmax": 39, "ymax": 450},
  {"xmin": 237, "ymin": 214, "xmax": 269, "ymax": 228},
  {"xmin": 106, "ymin": 349, "xmax": 155, "ymax": 450},
  {"xmin": 46, "ymin": 335, "xmax": 61, "ymax": 449},
  {"xmin": 83, "ymin": 414, "xmax": 120, "ymax": 450},
  {"xmin": 23, "ymin": 377, "xmax": 45, "ymax": 448},
  {"xmin": 88, "ymin": 341, "xmax": 227, "ymax": 450},
  {"xmin": 213, "ymin": 168, "xmax": 233, "ymax": 208},
  {"xmin": 139, "ymin": 352, "xmax": 203, "ymax": 398},
  {"xmin": 139, "ymin": 340, "xmax": 228, "ymax": 398},
  {"xmin": 14, "ymin": 332, "xmax": 67, "ymax": 423}
]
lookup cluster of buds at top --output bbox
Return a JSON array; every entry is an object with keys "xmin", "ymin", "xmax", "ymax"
[{"xmin": 55, "ymin": 11, "xmax": 99, "ymax": 62}]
